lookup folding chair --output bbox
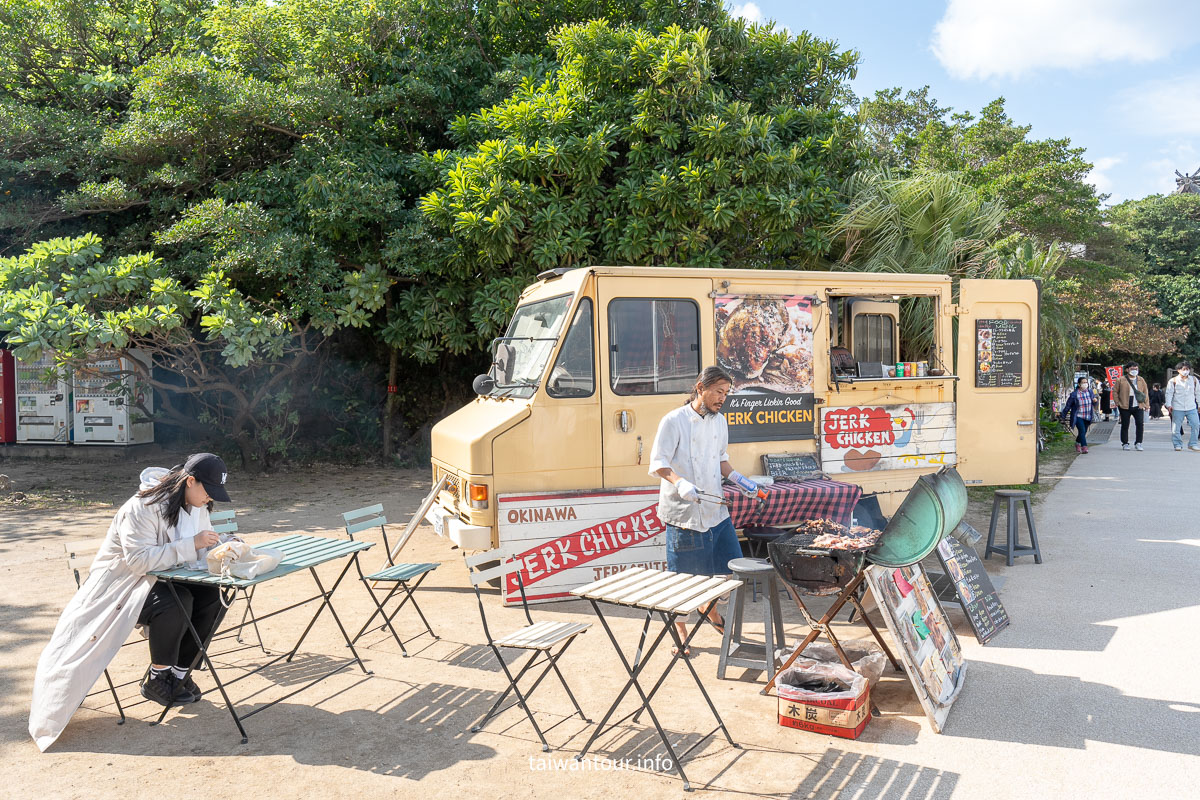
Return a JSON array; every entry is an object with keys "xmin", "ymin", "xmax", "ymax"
[
  {"xmin": 343, "ymin": 503, "xmax": 439, "ymax": 656},
  {"xmin": 64, "ymin": 540, "xmax": 127, "ymax": 725},
  {"xmin": 465, "ymin": 548, "xmax": 591, "ymax": 752},
  {"xmin": 209, "ymin": 510, "xmax": 268, "ymax": 653}
]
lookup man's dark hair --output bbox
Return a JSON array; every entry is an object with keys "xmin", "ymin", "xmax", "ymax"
[
  {"xmin": 1176, "ymin": 361, "xmax": 1192, "ymax": 371},
  {"xmin": 688, "ymin": 365, "xmax": 734, "ymax": 402},
  {"xmin": 1125, "ymin": 362, "xmax": 1139, "ymax": 370}
]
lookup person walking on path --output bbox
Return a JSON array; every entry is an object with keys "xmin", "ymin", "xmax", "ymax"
[
  {"xmin": 1061, "ymin": 376, "xmax": 1098, "ymax": 453},
  {"xmin": 649, "ymin": 366, "xmax": 751, "ymax": 656},
  {"xmin": 1164, "ymin": 362, "xmax": 1200, "ymax": 451},
  {"xmin": 1114, "ymin": 362, "xmax": 1149, "ymax": 451},
  {"xmin": 1099, "ymin": 377, "xmax": 1113, "ymax": 421},
  {"xmin": 1150, "ymin": 382, "xmax": 1165, "ymax": 419}
]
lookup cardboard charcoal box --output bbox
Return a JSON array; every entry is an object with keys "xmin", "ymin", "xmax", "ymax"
[{"xmin": 776, "ymin": 682, "xmax": 870, "ymax": 740}]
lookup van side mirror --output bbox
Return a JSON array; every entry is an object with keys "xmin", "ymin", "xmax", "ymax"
[{"xmin": 473, "ymin": 374, "xmax": 496, "ymax": 395}]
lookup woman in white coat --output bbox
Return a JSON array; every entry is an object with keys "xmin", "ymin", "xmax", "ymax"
[{"xmin": 29, "ymin": 452, "xmax": 233, "ymax": 751}]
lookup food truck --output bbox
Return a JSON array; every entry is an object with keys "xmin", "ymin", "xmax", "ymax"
[{"xmin": 426, "ymin": 266, "xmax": 1038, "ymax": 602}]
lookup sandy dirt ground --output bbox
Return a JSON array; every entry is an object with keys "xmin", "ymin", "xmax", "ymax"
[{"xmin": 0, "ymin": 442, "xmax": 1163, "ymax": 800}]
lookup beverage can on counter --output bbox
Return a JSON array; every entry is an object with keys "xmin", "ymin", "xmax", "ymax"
[
  {"xmin": 896, "ymin": 362, "xmax": 905, "ymax": 377},
  {"xmin": 917, "ymin": 361, "xmax": 928, "ymax": 377}
]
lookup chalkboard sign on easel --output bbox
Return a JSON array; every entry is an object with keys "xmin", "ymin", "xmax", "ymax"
[
  {"xmin": 761, "ymin": 452, "xmax": 822, "ymax": 481},
  {"xmin": 933, "ymin": 537, "xmax": 1010, "ymax": 644}
]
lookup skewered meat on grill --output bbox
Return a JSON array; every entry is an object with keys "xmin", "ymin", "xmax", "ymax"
[{"xmin": 716, "ymin": 299, "xmax": 788, "ymax": 379}]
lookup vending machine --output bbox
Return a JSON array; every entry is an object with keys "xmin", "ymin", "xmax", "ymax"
[
  {"xmin": 72, "ymin": 350, "xmax": 155, "ymax": 445},
  {"xmin": 15, "ymin": 355, "xmax": 71, "ymax": 444},
  {"xmin": 0, "ymin": 349, "xmax": 15, "ymax": 443}
]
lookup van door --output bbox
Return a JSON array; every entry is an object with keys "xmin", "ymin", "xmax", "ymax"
[
  {"xmin": 597, "ymin": 276, "xmax": 714, "ymax": 488},
  {"xmin": 955, "ymin": 278, "xmax": 1039, "ymax": 485}
]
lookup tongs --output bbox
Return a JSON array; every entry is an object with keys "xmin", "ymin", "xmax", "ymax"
[{"xmin": 697, "ymin": 488, "xmax": 768, "ymax": 514}]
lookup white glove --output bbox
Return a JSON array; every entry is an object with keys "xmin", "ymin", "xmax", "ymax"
[
  {"xmin": 728, "ymin": 470, "xmax": 758, "ymax": 497},
  {"xmin": 675, "ymin": 478, "xmax": 701, "ymax": 503}
]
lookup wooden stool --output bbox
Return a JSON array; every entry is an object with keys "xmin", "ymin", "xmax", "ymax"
[
  {"xmin": 985, "ymin": 489, "xmax": 1042, "ymax": 566},
  {"xmin": 718, "ymin": 557, "xmax": 787, "ymax": 680}
]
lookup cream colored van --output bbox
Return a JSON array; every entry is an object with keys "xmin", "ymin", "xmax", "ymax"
[{"xmin": 426, "ymin": 266, "xmax": 1038, "ymax": 602}]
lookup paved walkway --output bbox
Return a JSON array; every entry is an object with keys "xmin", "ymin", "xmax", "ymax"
[{"xmin": 913, "ymin": 414, "xmax": 1200, "ymax": 798}]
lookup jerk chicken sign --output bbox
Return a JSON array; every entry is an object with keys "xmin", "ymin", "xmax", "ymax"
[
  {"xmin": 715, "ymin": 295, "xmax": 816, "ymax": 443},
  {"xmin": 820, "ymin": 403, "xmax": 958, "ymax": 474}
]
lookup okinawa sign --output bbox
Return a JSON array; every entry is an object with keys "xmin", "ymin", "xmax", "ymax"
[
  {"xmin": 497, "ymin": 488, "xmax": 667, "ymax": 604},
  {"xmin": 819, "ymin": 402, "xmax": 957, "ymax": 474}
]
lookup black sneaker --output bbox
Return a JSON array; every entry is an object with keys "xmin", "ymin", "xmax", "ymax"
[
  {"xmin": 139, "ymin": 668, "xmax": 179, "ymax": 707},
  {"xmin": 174, "ymin": 674, "xmax": 202, "ymax": 704}
]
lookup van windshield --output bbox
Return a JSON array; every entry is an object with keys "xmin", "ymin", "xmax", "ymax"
[{"xmin": 488, "ymin": 294, "xmax": 573, "ymax": 398}]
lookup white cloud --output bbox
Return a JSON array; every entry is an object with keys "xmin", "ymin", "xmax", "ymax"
[
  {"xmin": 729, "ymin": 2, "xmax": 765, "ymax": 25},
  {"xmin": 1088, "ymin": 156, "xmax": 1122, "ymax": 199},
  {"xmin": 931, "ymin": 0, "xmax": 1200, "ymax": 80},
  {"xmin": 1120, "ymin": 72, "xmax": 1200, "ymax": 136}
]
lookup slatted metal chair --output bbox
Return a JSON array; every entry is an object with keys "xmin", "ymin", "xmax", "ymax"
[
  {"xmin": 64, "ymin": 539, "xmax": 127, "ymax": 725},
  {"xmin": 209, "ymin": 510, "xmax": 268, "ymax": 653},
  {"xmin": 343, "ymin": 503, "xmax": 439, "ymax": 656},
  {"xmin": 465, "ymin": 548, "xmax": 591, "ymax": 752}
]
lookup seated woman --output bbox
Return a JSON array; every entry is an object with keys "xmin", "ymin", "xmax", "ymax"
[{"xmin": 29, "ymin": 453, "xmax": 233, "ymax": 751}]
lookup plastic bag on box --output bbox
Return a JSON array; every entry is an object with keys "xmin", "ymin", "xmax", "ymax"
[
  {"xmin": 775, "ymin": 639, "xmax": 887, "ymax": 687},
  {"xmin": 775, "ymin": 661, "xmax": 866, "ymax": 704}
]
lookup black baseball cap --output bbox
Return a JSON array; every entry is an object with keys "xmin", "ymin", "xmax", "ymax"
[{"xmin": 184, "ymin": 452, "xmax": 231, "ymax": 503}]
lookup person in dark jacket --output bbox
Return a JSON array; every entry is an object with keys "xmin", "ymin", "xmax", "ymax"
[
  {"xmin": 1149, "ymin": 383, "xmax": 1165, "ymax": 418},
  {"xmin": 1061, "ymin": 376, "xmax": 1098, "ymax": 453},
  {"xmin": 1099, "ymin": 377, "xmax": 1113, "ymax": 421}
]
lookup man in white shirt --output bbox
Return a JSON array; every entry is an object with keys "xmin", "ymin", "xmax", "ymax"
[
  {"xmin": 1164, "ymin": 361, "xmax": 1200, "ymax": 451},
  {"xmin": 650, "ymin": 366, "xmax": 757, "ymax": 654}
]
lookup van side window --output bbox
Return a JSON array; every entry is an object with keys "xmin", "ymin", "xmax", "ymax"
[
  {"xmin": 547, "ymin": 298, "xmax": 594, "ymax": 398},
  {"xmin": 609, "ymin": 299, "xmax": 700, "ymax": 395},
  {"xmin": 853, "ymin": 313, "xmax": 896, "ymax": 364}
]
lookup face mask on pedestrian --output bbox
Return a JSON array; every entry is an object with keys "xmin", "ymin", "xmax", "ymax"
[
  {"xmin": 1181, "ymin": 369, "xmax": 1191, "ymax": 378},
  {"xmin": 1129, "ymin": 369, "xmax": 1139, "ymax": 377}
]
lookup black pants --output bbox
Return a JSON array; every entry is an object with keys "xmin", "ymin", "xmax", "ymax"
[
  {"xmin": 1119, "ymin": 407, "xmax": 1145, "ymax": 445},
  {"xmin": 138, "ymin": 581, "xmax": 226, "ymax": 667}
]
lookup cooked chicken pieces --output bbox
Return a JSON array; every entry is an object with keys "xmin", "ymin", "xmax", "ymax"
[{"xmin": 716, "ymin": 299, "xmax": 788, "ymax": 379}]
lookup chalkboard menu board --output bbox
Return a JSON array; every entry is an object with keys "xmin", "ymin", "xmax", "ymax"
[
  {"xmin": 761, "ymin": 452, "xmax": 822, "ymax": 481},
  {"xmin": 975, "ymin": 319, "xmax": 1023, "ymax": 388},
  {"xmin": 934, "ymin": 537, "xmax": 1010, "ymax": 644}
]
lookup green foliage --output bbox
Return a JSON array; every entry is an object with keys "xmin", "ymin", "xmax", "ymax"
[
  {"xmin": 1108, "ymin": 193, "xmax": 1200, "ymax": 276},
  {"xmin": 416, "ymin": 19, "xmax": 861, "ymax": 358},
  {"xmin": 858, "ymin": 90, "xmax": 1103, "ymax": 244}
]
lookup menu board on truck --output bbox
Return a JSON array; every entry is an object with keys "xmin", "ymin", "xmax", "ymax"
[
  {"xmin": 975, "ymin": 319, "xmax": 1023, "ymax": 388},
  {"xmin": 714, "ymin": 294, "xmax": 816, "ymax": 443}
]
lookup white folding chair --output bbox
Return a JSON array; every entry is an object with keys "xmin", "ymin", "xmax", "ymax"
[
  {"xmin": 209, "ymin": 510, "xmax": 268, "ymax": 653},
  {"xmin": 465, "ymin": 548, "xmax": 591, "ymax": 752}
]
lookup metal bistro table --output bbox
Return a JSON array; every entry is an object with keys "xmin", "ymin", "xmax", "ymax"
[
  {"xmin": 148, "ymin": 534, "xmax": 374, "ymax": 743},
  {"xmin": 571, "ymin": 567, "xmax": 743, "ymax": 792}
]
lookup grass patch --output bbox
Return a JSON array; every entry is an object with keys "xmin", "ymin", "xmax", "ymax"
[{"xmin": 966, "ymin": 434, "xmax": 1078, "ymax": 505}]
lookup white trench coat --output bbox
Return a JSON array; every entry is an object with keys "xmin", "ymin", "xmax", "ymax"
[{"xmin": 29, "ymin": 468, "xmax": 211, "ymax": 751}]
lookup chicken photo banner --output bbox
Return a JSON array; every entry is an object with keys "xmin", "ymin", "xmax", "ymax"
[{"xmin": 714, "ymin": 294, "xmax": 817, "ymax": 443}]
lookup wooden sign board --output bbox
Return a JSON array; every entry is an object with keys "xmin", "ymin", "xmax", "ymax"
[
  {"xmin": 934, "ymin": 537, "xmax": 1010, "ymax": 644},
  {"xmin": 819, "ymin": 402, "xmax": 957, "ymax": 475},
  {"xmin": 865, "ymin": 564, "xmax": 966, "ymax": 733},
  {"xmin": 761, "ymin": 452, "xmax": 823, "ymax": 481},
  {"xmin": 975, "ymin": 319, "xmax": 1023, "ymax": 388},
  {"xmin": 497, "ymin": 487, "xmax": 666, "ymax": 605}
]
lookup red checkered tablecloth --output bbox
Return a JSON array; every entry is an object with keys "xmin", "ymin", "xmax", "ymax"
[{"xmin": 723, "ymin": 479, "xmax": 862, "ymax": 528}]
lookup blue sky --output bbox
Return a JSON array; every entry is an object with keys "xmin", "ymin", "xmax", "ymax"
[{"xmin": 728, "ymin": 1, "xmax": 1200, "ymax": 205}]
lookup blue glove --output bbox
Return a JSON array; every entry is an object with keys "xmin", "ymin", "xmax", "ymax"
[{"xmin": 728, "ymin": 470, "xmax": 758, "ymax": 497}]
